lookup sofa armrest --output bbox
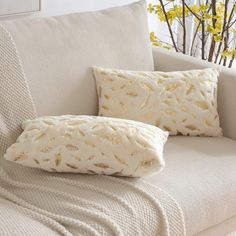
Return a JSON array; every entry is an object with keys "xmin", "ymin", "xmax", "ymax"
[{"xmin": 152, "ymin": 46, "xmax": 236, "ymax": 140}]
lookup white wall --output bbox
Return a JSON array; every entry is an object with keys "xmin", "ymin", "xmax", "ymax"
[
  {"xmin": 0, "ymin": 0, "xmax": 136, "ymax": 20},
  {"xmin": 0, "ymin": 0, "xmax": 40, "ymax": 16},
  {"xmin": 40, "ymin": 0, "xmax": 135, "ymax": 16}
]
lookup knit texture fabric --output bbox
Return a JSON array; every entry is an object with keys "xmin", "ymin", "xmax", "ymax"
[{"xmin": 0, "ymin": 24, "xmax": 186, "ymax": 236}]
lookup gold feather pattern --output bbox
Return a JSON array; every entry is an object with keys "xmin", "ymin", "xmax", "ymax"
[
  {"xmin": 114, "ymin": 155, "xmax": 128, "ymax": 166},
  {"xmin": 5, "ymin": 115, "xmax": 168, "ymax": 177},
  {"xmin": 55, "ymin": 153, "xmax": 62, "ymax": 167},
  {"xmin": 94, "ymin": 163, "xmax": 110, "ymax": 169},
  {"xmin": 66, "ymin": 144, "xmax": 79, "ymax": 151},
  {"xmin": 93, "ymin": 67, "xmax": 221, "ymax": 136},
  {"xmin": 14, "ymin": 152, "xmax": 27, "ymax": 161}
]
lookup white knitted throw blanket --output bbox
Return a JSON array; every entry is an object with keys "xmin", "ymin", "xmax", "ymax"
[{"xmin": 0, "ymin": 25, "xmax": 186, "ymax": 236}]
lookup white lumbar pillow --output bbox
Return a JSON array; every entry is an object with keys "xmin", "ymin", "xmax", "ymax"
[
  {"xmin": 4, "ymin": 115, "xmax": 168, "ymax": 177},
  {"xmin": 93, "ymin": 67, "xmax": 222, "ymax": 136}
]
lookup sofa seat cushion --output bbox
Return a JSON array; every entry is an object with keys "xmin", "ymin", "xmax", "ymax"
[{"xmin": 144, "ymin": 136, "xmax": 236, "ymax": 235}]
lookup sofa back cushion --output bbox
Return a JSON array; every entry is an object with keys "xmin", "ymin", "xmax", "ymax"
[{"xmin": 2, "ymin": 0, "xmax": 153, "ymax": 116}]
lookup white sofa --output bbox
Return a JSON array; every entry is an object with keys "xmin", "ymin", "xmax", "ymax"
[
  {"xmin": 147, "ymin": 47, "xmax": 236, "ymax": 236},
  {"xmin": 0, "ymin": 1, "xmax": 236, "ymax": 235}
]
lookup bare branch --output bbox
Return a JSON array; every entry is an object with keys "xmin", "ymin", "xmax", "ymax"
[
  {"xmin": 182, "ymin": 0, "xmax": 186, "ymax": 54},
  {"xmin": 219, "ymin": 55, "xmax": 223, "ymax": 65},
  {"xmin": 214, "ymin": 0, "xmax": 230, "ymax": 63},
  {"xmin": 201, "ymin": 22, "xmax": 206, "ymax": 60},
  {"xmin": 223, "ymin": 36, "xmax": 229, "ymax": 66},
  {"xmin": 158, "ymin": 0, "xmax": 179, "ymax": 52},
  {"xmin": 208, "ymin": 0, "xmax": 217, "ymax": 62},
  {"xmin": 184, "ymin": 3, "xmax": 201, "ymax": 21},
  {"xmin": 190, "ymin": 1, "xmax": 212, "ymax": 57},
  {"xmin": 229, "ymin": 50, "xmax": 235, "ymax": 68},
  {"xmin": 190, "ymin": 22, "xmax": 201, "ymax": 56}
]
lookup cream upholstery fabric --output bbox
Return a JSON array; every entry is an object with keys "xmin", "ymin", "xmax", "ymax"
[
  {"xmin": 2, "ymin": 0, "xmax": 153, "ymax": 116},
  {"xmin": 93, "ymin": 67, "xmax": 222, "ymax": 136},
  {"xmin": 4, "ymin": 115, "xmax": 167, "ymax": 177},
  {"xmin": 197, "ymin": 215, "xmax": 236, "ymax": 236},
  {"xmin": 145, "ymin": 136, "xmax": 236, "ymax": 236},
  {"xmin": 152, "ymin": 46, "xmax": 236, "ymax": 140}
]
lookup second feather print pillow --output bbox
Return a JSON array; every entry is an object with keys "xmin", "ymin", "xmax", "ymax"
[{"xmin": 93, "ymin": 67, "xmax": 222, "ymax": 136}]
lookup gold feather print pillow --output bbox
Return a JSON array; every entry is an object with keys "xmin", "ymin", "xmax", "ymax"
[
  {"xmin": 4, "ymin": 115, "xmax": 168, "ymax": 177},
  {"xmin": 93, "ymin": 67, "xmax": 222, "ymax": 136}
]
